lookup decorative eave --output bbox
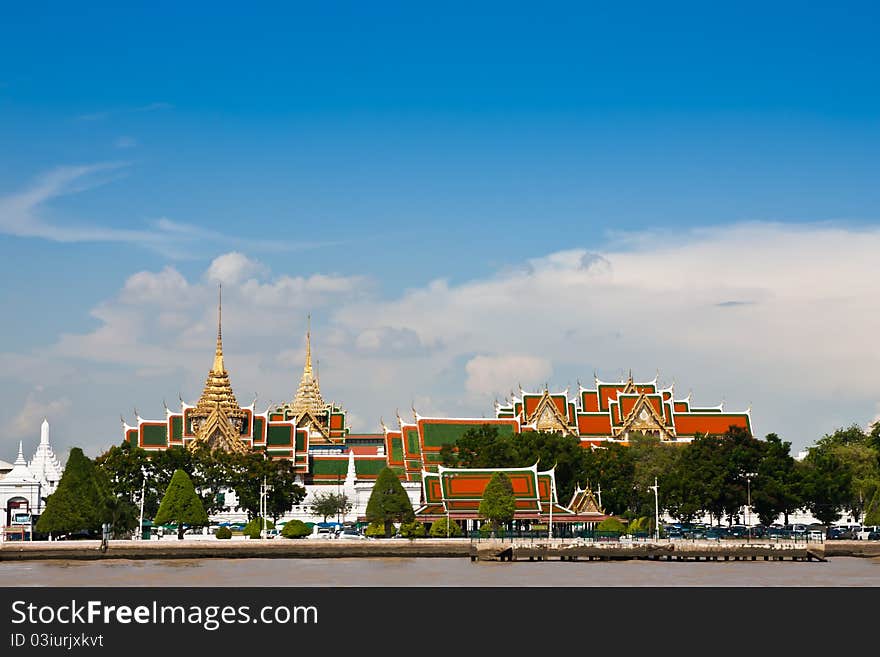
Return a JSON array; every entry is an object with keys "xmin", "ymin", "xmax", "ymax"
[{"xmin": 614, "ymin": 392, "xmax": 676, "ymax": 440}]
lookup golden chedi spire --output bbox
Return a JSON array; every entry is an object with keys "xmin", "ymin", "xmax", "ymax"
[
  {"xmin": 189, "ymin": 285, "xmax": 248, "ymax": 453},
  {"xmin": 291, "ymin": 314, "xmax": 326, "ymax": 416}
]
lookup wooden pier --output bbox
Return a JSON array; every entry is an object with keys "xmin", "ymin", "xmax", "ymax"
[{"xmin": 470, "ymin": 539, "xmax": 827, "ymax": 563}]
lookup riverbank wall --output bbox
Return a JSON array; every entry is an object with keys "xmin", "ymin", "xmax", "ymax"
[
  {"xmin": 0, "ymin": 538, "xmax": 472, "ymax": 561},
  {"xmin": 2, "ymin": 539, "xmax": 877, "ymax": 562}
]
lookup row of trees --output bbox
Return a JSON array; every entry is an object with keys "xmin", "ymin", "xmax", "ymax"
[
  {"xmin": 443, "ymin": 421, "xmax": 880, "ymax": 526},
  {"xmin": 94, "ymin": 442, "xmax": 308, "ymax": 525}
]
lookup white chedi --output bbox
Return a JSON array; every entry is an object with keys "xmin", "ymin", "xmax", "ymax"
[{"xmin": 28, "ymin": 419, "xmax": 64, "ymax": 496}]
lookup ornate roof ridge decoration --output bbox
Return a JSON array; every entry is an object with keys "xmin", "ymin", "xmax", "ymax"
[
  {"xmin": 525, "ymin": 389, "xmax": 578, "ymax": 436},
  {"xmin": 567, "ymin": 484, "xmax": 604, "ymax": 514},
  {"xmin": 188, "ymin": 285, "xmax": 249, "ymax": 453},
  {"xmin": 614, "ymin": 391, "xmax": 676, "ymax": 440}
]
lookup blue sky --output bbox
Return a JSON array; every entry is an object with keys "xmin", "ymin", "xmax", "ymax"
[{"xmin": 1, "ymin": 2, "xmax": 879, "ymax": 458}]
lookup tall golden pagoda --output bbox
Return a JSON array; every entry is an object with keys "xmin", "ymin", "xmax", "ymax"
[
  {"xmin": 187, "ymin": 285, "xmax": 249, "ymax": 453},
  {"xmin": 290, "ymin": 316, "xmax": 326, "ymax": 416},
  {"xmin": 272, "ymin": 316, "xmax": 347, "ymax": 445}
]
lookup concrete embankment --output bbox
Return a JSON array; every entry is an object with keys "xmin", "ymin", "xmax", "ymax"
[
  {"xmin": 472, "ymin": 540, "xmax": 829, "ymax": 563},
  {"xmin": 0, "ymin": 538, "xmax": 472, "ymax": 561},
  {"xmin": 823, "ymin": 540, "xmax": 880, "ymax": 558}
]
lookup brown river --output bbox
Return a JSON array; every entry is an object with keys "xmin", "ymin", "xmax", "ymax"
[{"xmin": 4, "ymin": 556, "xmax": 880, "ymax": 586}]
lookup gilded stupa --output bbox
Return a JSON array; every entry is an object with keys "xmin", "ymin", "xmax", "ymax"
[
  {"xmin": 290, "ymin": 316, "xmax": 326, "ymax": 416},
  {"xmin": 187, "ymin": 286, "xmax": 249, "ymax": 453},
  {"xmin": 273, "ymin": 317, "xmax": 346, "ymax": 445}
]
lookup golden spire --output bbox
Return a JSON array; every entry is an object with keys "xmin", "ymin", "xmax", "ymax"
[
  {"xmin": 291, "ymin": 315, "xmax": 326, "ymax": 416},
  {"xmin": 188, "ymin": 285, "xmax": 247, "ymax": 453},
  {"xmin": 213, "ymin": 283, "xmax": 225, "ymax": 373},
  {"xmin": 304, "ymin": 313, "xmax": 312, "ymax": 374}
]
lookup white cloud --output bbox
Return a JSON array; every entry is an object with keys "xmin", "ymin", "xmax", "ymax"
[
  {"xmin": 3, "ymin": 221, "xmax": 880, "ymax": 457},
  {"xmin": 7, "ymin": 392, "xmax": 72, "ymax": 439},
  {"xmin": 0, "ymin": 167, "xmax": 344, "ymax": 257},
  {"xmin": 206, "ymin": 252, "xmax": 266, "ymax": 285},
  {"xmin": 465, "ymin": 355, "xmax": 552, "ymax": 397}
]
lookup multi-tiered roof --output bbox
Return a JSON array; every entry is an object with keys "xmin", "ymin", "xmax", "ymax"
[{"xmin": 187, "ymin": 286, "xmax": 249, "ymax": 453}]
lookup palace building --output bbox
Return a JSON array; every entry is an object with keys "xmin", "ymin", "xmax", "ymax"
[
  {"xmin": 495, "ymin": 374, "xmax": 751, "ymax": 446},
  {"xmin": 120, "ymin": 290, "xmax": 752, "ymax": 526},
  {"xmin": 121, "ymin": 291, "xmax": 420, "ymax": 522}
]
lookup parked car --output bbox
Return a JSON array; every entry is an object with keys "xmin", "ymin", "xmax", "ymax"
[
  {"xmin": 307, "ymin": 526, "xmax": 336, "ymax": 540},
  {"xmin": 336, "ymin": 528, "xmax": 367, "ymax": 540},
  {"xmin": 857, "ymin": 525, "xmax": 880, "ymax": 540},
  {"xmin": 766, "ymin": 526, "xmax": 790, "ymax": 539}
]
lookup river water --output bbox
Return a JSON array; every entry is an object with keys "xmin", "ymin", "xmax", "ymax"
[{"xmin": 4, "ymin": 556, "xmax": 880, "ymax": 587}]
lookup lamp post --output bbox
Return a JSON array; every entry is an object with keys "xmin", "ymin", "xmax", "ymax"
[
  {"xmin": 648, "ymin": 477, "xmax": 660, "ymax": 540},
  {"xmin": 260, "ymin": 475, "xmax": 267, "ymax": 539},
  {"xmin": 137, "ymin": 466, "xmax": 147, "ymax": 541},
  {"xmin": 548, "ymin": 475, "xmax": 556, "ymax": 541},
  {"xmin": 744, "ymin": 472, "xmax": 756, "ymax": 540}
]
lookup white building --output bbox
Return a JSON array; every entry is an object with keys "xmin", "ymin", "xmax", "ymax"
[{"xmin": 0, "ymin": 419, "xmax": 65, "ymax": 536}]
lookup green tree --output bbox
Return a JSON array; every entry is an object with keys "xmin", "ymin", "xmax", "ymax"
[
  {"xmin": 281, "ymin": 519, "xmax": 312, "ymax": 539},
  {"xmin": 801, "ymin": 449, "xmax": 851, "ymax": 525},
  {"xmin": 95, "ymin": 441, "xmax": 159, "ymax": 520},
  {"xmin": 579, "ymin": 443, "xmax": 636, "ymax": 516},
  {"xmin": 751, "ymin": 434, "xmax": 803, "ymax": 526},
  {"xmin": 456, "ymin": 425, "xmax": 520, "ymax": 468},
  {"xmin": 479, "ymin": 472, "xmax": 516, "ymax": 534},
  {"xmin": 596, "ymin": 517, "xmax": 627, "ymax": 535},
  {"xmin": 429, "ymin": 517, "xmax": 463, "ymax": 537},
  {"xmin": 242, "ymin": 517, "xmax": 274, "ymax": 539},
  {"xmin": 864, "ymin": 489, "xmax": 880, "ymax": 526},
  {"xmin": 439, "ymin": 443, "xmax": 459, "ymax": 467},
  {"xmin": 810, "ymin": 425, "xmax": 880, "ymax": 523},
  {"xmin": 365, "ymin": 467, "xmax": 415, "ymax": 537},
  {"xmin": 228, "ymin": 451, "xmax": 306, "ymax": 521},
  {"xmin": 36, "ymin": 448, "xmax": 109, "ymax": 537},
  {"xmin": 153, "ymin": 469, "xmax": 209, "ymax": 540},
  {"xmin": 512, "ymin": 430, "xmax": 588, "ymax": 504},
  {"xmin": 309, "ymin": 491, "xmax": 352, "ymax": 523},
  {"xmin": 627, "ymin": 432, "xmax": 680, "ymax": 519}
]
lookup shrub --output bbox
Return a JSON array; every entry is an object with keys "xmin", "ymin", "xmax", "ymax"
[
  {"xmin": 215, "ymin": 526, "xmax": 232, "ymax": 540},
  {"xmin": 364, "ymin": 522, "xmax": 387, "ymax": 538},
  {"xmin": 597, "ymin": 517, "xmax": 627, "ymax": 535},
  {"xmin": 399, "ymin": 521, "xmax": 426, "ymax": 538},
  {"xmin": 627, "ymin": 516, "xmax": 649, "ymax": 534},
  {"xmin": 280, "ymin": 519, "xmax": 311, "ymax": 539},
  {"xmin": 242, "ymin": 517, "xmax": 274, "ymax": 539},
  {"xmin": 429, "ymin": 517, "xmax": 463, "ymax": 538}
]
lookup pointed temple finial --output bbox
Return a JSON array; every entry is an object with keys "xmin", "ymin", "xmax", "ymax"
[
  {"xmin": 16, "ymin": 440, "xmax": 25, "ymax": 463},
  {"xmin": 213, "ymin": 284, "xmax": 225, "ymax": 374},
  {"xmin": 41, "ymin": 418, "xmax": 49, "ymax": 445},
  {"xmin": 628, "ymin": 368, "xmax": 633, "ymax": 382},
  {"xmin": 305, "ymin": 314, "xmax": 312, "ymax": 372}
]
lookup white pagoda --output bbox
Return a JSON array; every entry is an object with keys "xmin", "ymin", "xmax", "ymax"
[{"xmin": 28, "ymin": 419, "xmax": 64, "ymax": 497}]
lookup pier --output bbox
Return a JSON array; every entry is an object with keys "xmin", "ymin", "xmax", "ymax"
[{"xmin": 470, "ymin": 538, "xmax": 829, "ymax": 563}]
